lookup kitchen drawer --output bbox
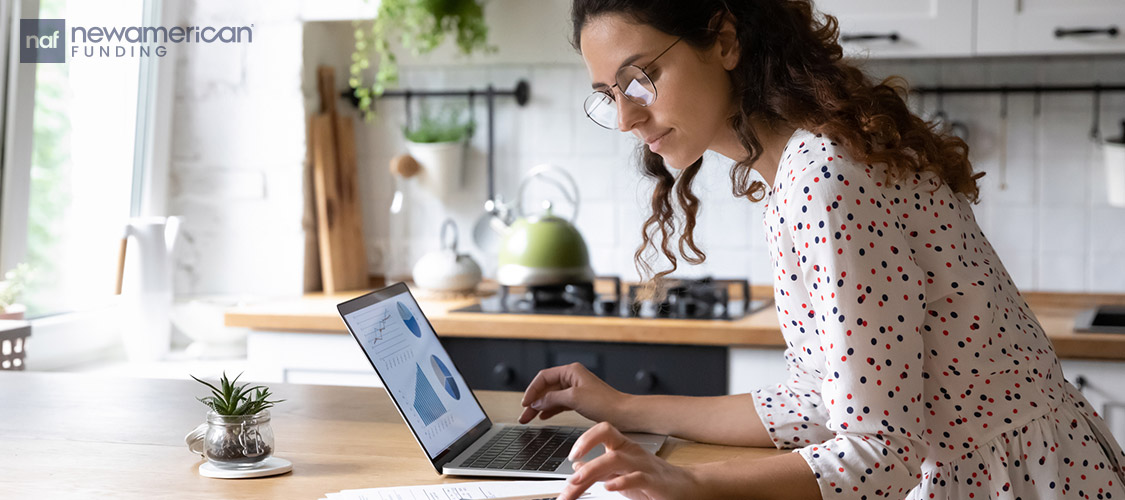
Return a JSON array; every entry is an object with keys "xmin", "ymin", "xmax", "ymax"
[
  {"xmin": 443, "ymin": 337, "xmax": 547, "ymax": 392},
  {"xmin": 445, "ymin": 338, "xmax": 728, "ymax": 397}
]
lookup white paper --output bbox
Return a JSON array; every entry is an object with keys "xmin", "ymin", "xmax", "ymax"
[{"xmin": 323, "ymin": 480, "xmax": 626, "ymax": 500}]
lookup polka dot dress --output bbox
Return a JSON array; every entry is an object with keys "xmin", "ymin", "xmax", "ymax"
[{"xmin": 751, "ymin": 129, "xmax": 1125, "ymax": 499}]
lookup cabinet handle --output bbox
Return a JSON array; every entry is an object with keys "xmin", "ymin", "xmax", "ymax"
[
  {"xmin": 634, "ymin": 370, "xmax": 657, "ymax": 392},
  {"xmin": 1054, "ymin": 26, "xmax": 1119, "ymax": 38},
  {"xmin": 492, "ymin": 363, "xmax": 515, "ymax": 385},
  {"xmin": 840, "ymin": 32, "xmax": 900, "ymax": 43}
]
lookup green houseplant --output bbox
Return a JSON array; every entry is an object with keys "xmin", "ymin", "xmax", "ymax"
[
  {"xmin": 0, "ymin": 263, "xmax": 33, "ymax": 320},
  {"xmin": 403, "ymin": 103, "xmax": 474, "ymax": 197},
  {"xmin": 349, "ymin": 0, "xmax": 495, "ymax": 121},
  {"xmin": 191, "ymin": 372, "xmax": 284, "ymax": 468}
]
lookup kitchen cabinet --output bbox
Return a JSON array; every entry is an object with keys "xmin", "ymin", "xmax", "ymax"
[
  {"xmin": 822, "ymin": 0, "xmax": 1125, "ymax": 58},
  {"xmin": 820, "ymin": 0, "xmax": 975, "ymax": 58},
  {"xmin": 444, "ymin": 338, "xmax": 729, "ymax": 397},
  {"xmin": 245, "ymin": 330, "xmax": 732, "ymax": 396},
  {"xmin": 977, "ymin": 0, "xmax": 1125, "ymax": 56}
]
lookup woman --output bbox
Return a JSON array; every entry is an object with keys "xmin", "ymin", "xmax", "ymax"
[{"xmin": 518, "ymin": 1, "xmax": 1125, "ymax": 499}]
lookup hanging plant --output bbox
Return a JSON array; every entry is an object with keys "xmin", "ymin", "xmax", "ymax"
[{"xmin": 350, "ymin": 0, "xmax": 496, "ymax": 121}]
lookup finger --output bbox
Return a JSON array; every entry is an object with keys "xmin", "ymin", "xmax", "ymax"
[
  {"xmin": 605, "ymin": 470, "xmax": 650, "ymax": 492},
  {"xmin": 518, "ymin": 406, "xmax": 539, "ymax": 424},
  {"xmin": 568, "ymin": 421, "xmax": 630, "ymax": 462},
  {"xmin": 520, "ymin": 363, "xmax": 583, "ymax": 406}
]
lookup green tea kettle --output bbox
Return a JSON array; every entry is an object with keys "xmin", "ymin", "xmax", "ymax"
[{"xmin": 495, "ymin": 164, "xmax": 594, "ymax": 287}]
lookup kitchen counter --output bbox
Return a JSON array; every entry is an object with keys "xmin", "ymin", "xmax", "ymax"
[{"xmin": 225, "ymin": 284, "xmax": 1125, "ymax": 360}]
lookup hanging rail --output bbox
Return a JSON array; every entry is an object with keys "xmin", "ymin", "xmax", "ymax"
[{"xmin": 341, "ymin": 80, "xmax": 531, "ymax": 203}]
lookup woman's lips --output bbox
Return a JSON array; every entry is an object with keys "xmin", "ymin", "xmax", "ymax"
[{"xmin": 645, "ymin": 129, "xmax": 672, "ymax": 151}]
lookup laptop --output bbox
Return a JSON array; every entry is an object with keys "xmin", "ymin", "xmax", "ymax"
[{"xmin": 337, "ymin": 282, "xmax": 667, "ymax": 478}]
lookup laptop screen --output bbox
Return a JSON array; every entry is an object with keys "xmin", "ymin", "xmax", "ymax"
[{"xmin": 338, "ymin": 284, "xmax": 488, "ymax": 460}]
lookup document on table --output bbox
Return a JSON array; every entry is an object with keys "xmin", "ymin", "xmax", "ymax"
[{"xmin": 320, "ymin": 480, "xmax": 626, "ymax": 500}]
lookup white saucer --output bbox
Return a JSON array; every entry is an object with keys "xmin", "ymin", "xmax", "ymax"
[{"xmin": 199, "ymin": 457, "xmax": 292, "ymax": 479}]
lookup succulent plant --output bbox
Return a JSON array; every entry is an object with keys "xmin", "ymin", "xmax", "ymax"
[{"xmin": 191, "ymin": 372, "xmax": 284, "ymax": 416}]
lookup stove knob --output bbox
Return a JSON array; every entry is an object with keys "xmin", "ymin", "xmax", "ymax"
[
  {"xmin": 598, "ymin": 300, "xmax": 619, "ymax": 315},
  {"xmin": 493, "ymin": 363, "xmax": 515, "ymax": 385},
  {"xmin": 634, "ymin": 370, "xmax": 657, "ymax": 392}
]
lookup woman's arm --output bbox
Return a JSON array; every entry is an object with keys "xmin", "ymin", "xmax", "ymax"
[
  {"xmin": 614, "ymin": 393, "xmax": 775, "ymax": 447},
  {"xmin": 557, "ymin": 421, "xmax": 823, "ymax": 500},
  {"xmin": 520, "ymin": 363, "xmax": 777, "ymax": 447}
]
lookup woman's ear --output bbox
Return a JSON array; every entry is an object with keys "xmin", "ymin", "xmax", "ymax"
[{"xmin": 715, "ymin": 12, "xmax": 740, "ymax": 70}]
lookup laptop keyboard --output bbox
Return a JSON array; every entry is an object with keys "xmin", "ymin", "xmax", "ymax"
[{"xmin": 456, "ymin": 426, "xmax": 585, "ymax": 472}]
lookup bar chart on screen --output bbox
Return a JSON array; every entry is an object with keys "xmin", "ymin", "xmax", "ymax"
[{"xmin": 413, "ymin": 363, "xmax": 448, "ymax": 425}]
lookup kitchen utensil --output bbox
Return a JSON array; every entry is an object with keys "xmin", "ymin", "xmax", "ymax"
[
  {"xmin": 386, "ymin": 154, "xmax": 421, "ymax": 282},
  {"xmin": 1106, "ymin": 120, "xmax": 1125, "ymax": 207},
  {"xmin": 116, "ymin": 216, "xmax": 180, "ymax": 362},
  {"xmin": 412, "ymin": 219, "xmax": 483, "ymax": 293},
  {"xmin": 311, "ymin": 65, "xmax": 368, "ymax": 293},
  {"xmin": 494, "ymin": 164, "xmax": 594, "ymax": 287}
]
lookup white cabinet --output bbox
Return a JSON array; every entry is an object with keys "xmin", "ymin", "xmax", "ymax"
[
  {"xmin": 977, "ymin": 0, "xmax": 1125, "ymax": 56},
  {"xmin": 1059, "ymin": 359, "xmax": 1125, "ymax": 449},
  {"xmin": 820, "ymin": 0, "xmax": 1125, "ymax": 58},
  {"xmin": 819, "ymin": 0, "xmax": 975, "ymax": 58}
]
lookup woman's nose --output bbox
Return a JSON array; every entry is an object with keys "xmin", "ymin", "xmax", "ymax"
[{"xmin": 615, "ymin": 94, "xmax": 647, "ymax": 132}]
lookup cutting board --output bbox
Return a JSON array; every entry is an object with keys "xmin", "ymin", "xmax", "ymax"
[{"xmin": 311, "ymin": 66, "xmax": 368, "ymax": 293}]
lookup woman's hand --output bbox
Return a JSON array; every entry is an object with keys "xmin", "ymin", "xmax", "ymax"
[
  {"xmin": 558, "ymin": 422, "xmax": 698, "ymax": 500},
  {"xmin": 518, "ymin": 363, "xmax": 628, "ymax": 425}
]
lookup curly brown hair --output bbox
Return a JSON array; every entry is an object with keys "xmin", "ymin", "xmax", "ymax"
[{"xmin": 571, "ymin": 0, "xmax": 983, "ymax": 284}]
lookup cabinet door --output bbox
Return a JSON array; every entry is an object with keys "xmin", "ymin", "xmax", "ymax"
[
  {"xmin": 978, "ymin": 0, "xmax": 1125, "ymax": 55},
  {"xmin": 818, "ymin": 0, "xmax": 975, "ymax": 58}
]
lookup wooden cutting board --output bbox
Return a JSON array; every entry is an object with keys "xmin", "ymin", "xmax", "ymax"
[{"xmin": 311, "ymin": 65, "xmax": 368, "ymax": 293}]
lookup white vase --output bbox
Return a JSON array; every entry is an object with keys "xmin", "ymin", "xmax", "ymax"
[
  {"xmin": 120, "ymin": 216, "xmax": 180, "ymax": 362},
  {"xmin": 405, "ymin": 140, "xmax": 466, "ymax": 198}
]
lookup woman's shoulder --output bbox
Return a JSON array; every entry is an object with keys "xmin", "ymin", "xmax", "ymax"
[{"xmin": 775, "ymin": 130, "xmax": 882, "ymax": 204}]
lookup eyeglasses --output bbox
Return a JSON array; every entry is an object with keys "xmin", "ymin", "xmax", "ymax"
[{"xmin": 582, "ymin": 37, "xmax": 683, "ymax": 130}]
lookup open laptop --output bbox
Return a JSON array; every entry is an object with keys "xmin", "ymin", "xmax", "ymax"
[{"xmin": 337, "ymin": 282, "xmax": 667, "ymax": 478}]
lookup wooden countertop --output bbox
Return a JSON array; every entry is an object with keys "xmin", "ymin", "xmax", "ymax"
[
  {"xmin": 224, "ymin": 284, "xmax": 1125, "ymax": 361},
  {"xmin": 0, "ymin": 372, "xmax": 784, "ymax": 499}
]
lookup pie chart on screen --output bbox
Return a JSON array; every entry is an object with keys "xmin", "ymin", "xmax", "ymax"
[
  {"xmin": 430, "ymin": 355, "xmax": 460, "ymax": 400},
  {"xmin": 398, "ymin": 302, "xmax": 422, "ymax": 338}
]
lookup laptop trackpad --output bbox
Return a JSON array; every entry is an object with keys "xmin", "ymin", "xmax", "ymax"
[{"xmin": 558, "ymin": 432, "xmax": 667, "ymax": 474}]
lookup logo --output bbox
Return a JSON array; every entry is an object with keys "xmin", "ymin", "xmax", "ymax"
[{"xmin": 21, "ymin": 18, "xmax": 66, "ymax": 63}]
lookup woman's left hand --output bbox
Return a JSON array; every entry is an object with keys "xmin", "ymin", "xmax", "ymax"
[{"xmin": 559, "ymin": 422, "xmax": 698, "ymax": 500}]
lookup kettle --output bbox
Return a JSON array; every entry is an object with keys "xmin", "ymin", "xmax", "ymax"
[
  {"xmin": 494, "ymin": 164, "xmax": 594, "ymax": 287},
  {"xmin": 412, "ymin": 219, "xmax": 483, "ymax": 293}
]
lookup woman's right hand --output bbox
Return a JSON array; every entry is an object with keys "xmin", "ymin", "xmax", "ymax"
[{"xmin": 518, "ymin": 363, "xmax": 628, "ymax": 426}]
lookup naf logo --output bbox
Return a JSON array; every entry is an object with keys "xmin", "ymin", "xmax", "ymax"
[{"xmin": 20, "ymin": 19, "xmax": 66, "ymax": 63}]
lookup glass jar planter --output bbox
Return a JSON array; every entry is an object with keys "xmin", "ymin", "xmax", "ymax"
[{"xmin": 203, "ymin": 410, "xmax": 274, "ymax": 469}]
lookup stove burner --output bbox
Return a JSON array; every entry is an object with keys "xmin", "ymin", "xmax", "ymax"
[
  {"xmin": 629, "ymin": 277, "xmax": 751, "ymax": 320},
  {"xmin": 461, "ymin": 276, "xmax": 753, "ymax": 320}
]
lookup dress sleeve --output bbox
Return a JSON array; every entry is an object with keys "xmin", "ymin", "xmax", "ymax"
[
  {"xmin": 783, "ymin": 160, "xmax": 929, "ymax": 499},
  {"xmin": 751, "ymin": 380, "xmax": 836, "ymax": 448}
]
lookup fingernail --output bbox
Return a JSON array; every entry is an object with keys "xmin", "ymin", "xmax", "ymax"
[{"xmin": 531, "ymin": 399, "xmax": 543, "ymax": 410}]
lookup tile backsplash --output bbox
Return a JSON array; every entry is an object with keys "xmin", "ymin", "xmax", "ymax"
[{"xmin": 352, "ymin": 55, "xmax": 1125, "ymax": 294}]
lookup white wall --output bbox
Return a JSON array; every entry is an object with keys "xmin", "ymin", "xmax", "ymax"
[
  {"xmin": 168, "ymin": 1, "xmax": 1125, "ymax": 296},
  {"xmin": 168, "ymin": 0, "xmax": 307, "ymax": 296}
]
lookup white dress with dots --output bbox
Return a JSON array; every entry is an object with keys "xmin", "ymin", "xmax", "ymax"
[{"xmin": 751, "ymin": 129, "xmax": 1125, "ymax": 499}]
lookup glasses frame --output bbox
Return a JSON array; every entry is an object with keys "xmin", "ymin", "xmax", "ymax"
[{"xmin": 583, "ymin": 37, "xmax": 684, "ymax": 130}]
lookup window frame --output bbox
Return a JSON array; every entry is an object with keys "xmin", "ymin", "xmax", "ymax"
[{"xmin": 0, "ymin": 0, "xmax": 178, "ymax": 368}]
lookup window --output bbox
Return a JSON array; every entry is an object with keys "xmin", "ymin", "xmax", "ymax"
[{"xmin": 2, "ymin": 0, "xmax": 147, "ymax": 319}]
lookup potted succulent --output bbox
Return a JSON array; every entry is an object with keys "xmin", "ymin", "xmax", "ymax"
[
  {"xmin": 0, "ymin": 263, "xmax": 33, "ymax": 320},
  {"xmin": 349, "ymin": 0, "xmax": 495, "ymax": 121},
  {"xmin": 191, "ymin": 372, "xmax": 284, "ymax": 469},
  {"xmin": 403, "ymin": 103, "xmax": 475, "ymax": 197}
]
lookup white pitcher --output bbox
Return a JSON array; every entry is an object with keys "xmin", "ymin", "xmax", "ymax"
[{"xmin": 118, "ymin": 216, "xmax": 180, "ymax": 362}]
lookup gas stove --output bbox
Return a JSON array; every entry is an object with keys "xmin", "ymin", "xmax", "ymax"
[{"xmin": 452, "ymin": 276, "xmax": 770, "ymax": 320}]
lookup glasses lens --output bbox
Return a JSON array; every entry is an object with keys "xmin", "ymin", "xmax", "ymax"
[
  {"xmin": 584, "ymin": 91, "xmax": 617, "ymax": 129},
  {"xmin": 618, "ymin": 66, "xmax": 656, "ymax": 106}
]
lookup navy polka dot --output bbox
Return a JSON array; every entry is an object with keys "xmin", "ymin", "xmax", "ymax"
[{"xmin": 751, "ymin": 129, "xmax": 1125, "ymax": 499}]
